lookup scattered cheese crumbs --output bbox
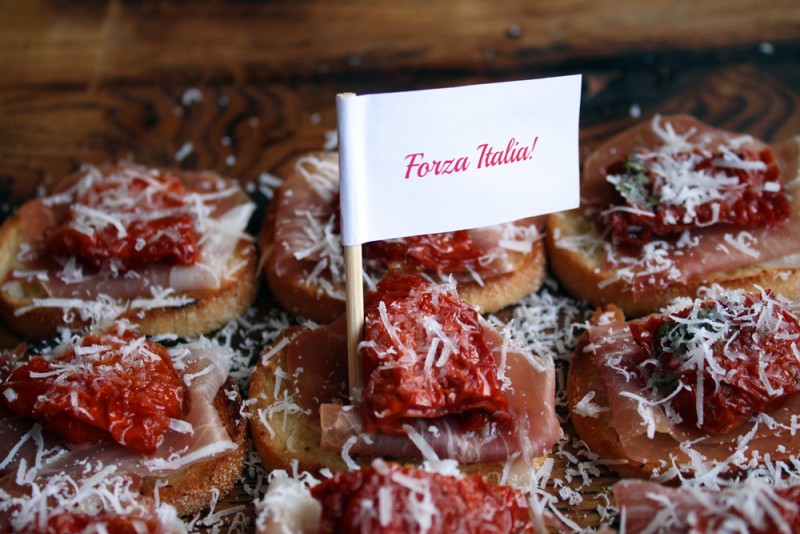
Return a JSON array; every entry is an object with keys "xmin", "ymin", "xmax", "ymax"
[
  {"xmin": 573, "ymin": 391, "xmax": 609, "ymax": 418},
  {"xmin": 341, "ymin": 436, "xmax": 361, "ymax": 471},
  {"xmin": 322, "ymin": 130, "xmax": 338, "ymax": 151},
  {"xmin": 258, "ymin": 171, "xmax": 284, "ymax": 200},
  {"xmin": 175, "ymin": 141, "xmax": 194, "ymax": 162},
  {"xmin": 181, "ymin": 87, "xmax": 203, "ymax": 106}
]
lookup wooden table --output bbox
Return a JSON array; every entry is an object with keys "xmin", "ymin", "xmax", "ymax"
[{"xmin": 1, "ymin": 1, "xmax": 799, "ymax": 531}]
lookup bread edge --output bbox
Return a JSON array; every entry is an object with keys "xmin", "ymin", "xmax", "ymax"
[
  {"xmin": 140, "ymin": 379, "xmax": 248, "ymax": 517},
  {"xmin": 248, "ymin": 327, "xmax": 548, "ymax": 488}
]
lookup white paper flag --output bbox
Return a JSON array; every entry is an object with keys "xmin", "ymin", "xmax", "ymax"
[{"xmin": 337, "ymin": 75, "xmax": 581, "ymax": 246}]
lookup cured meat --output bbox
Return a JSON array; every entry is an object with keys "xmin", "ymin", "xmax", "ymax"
[
  {"xmin": 580, "ymin": 115, "xmax": 800, "ymax": 295},
  {"xmin": 270, "ymin": 152, "xmax": 542, "ymax": 298},
  {"xmin": 584, "ymin": 288, "xmax": 800, "ymax": 472},
  {"xmin": 0, "ymin": 331, "xmax": 236, "ymax": 519},
  {"xmin": 311, "ymin": 460, "xmax": 535, "ymax": 533},
  {"xmin": 8, "ymin": 163, "xmax": 255, "ymax": 300},
  {"xmin": 615, "ymin": 479, "xmax": 800, "ymax": 534},
  {"xmin": 255, "ymin": 461, "xmax": 562, "ymax": 534},
  {"xmin": 286, "ymin": 274, "xmax": 560, "ymax": 463}
]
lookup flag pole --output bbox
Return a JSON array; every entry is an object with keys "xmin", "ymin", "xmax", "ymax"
[
  {"xmin": 344, "ymin": 244, "xmax": 364, "ymax": 397},
  {"xmin": 337, "ymin": 92, "xmax": 365, "ymax": 400}
]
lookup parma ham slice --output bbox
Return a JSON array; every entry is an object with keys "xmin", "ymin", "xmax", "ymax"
[
  {"xmin": 8, "ymin": 163, "xmax": 255, "ymax": 301},
  {"xmin": 269, "ymin": 152, "xmax": 543, "ymax": 299},
  {"xmin": 0, "ymin": 329, "xmax": 238, "ymax": 528},
  {"xmin": 283, "ymin": 273, "xmax": 560, "ymax": 464},
  {"xmin": 582, "ymin": 288, "xmax": 800, "ymax": 473},
  {"xmin": 580, "ymin": 115, "xmax": 800, "ymax": 295}
]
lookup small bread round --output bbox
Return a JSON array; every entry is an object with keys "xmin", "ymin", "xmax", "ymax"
[
  {"xmin": 248, "ymin": 328, "xmax": 547, "ymax": 488},
  {"xmin": 140, "ymin": 380, "xmax": 248, "ymax": 516},
  {"xmin": 547, "ymin": 134, "xmax": 800, "ymax": 318},
  {"xmin": 259, "ymin": 151, "xmax": 547, "ymax": 324},
  {"xmin": 248, "ymin": 328, "xmax": 352, "ymax": 474},
  {"xmin": 0, "ymin": 166, "xmax": 259, "ymax": 340},
  {"xmin": 546, "ymin": 209, "xmax": 800, "ymax": 317},
  {"xmin": 567, "ymin": 319, "xmax": 661, "ymax": 479}
]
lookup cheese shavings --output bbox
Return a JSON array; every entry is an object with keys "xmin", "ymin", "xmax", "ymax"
[
  {"xmin": 7, "ymin": 162, "xmax": 255, "ymax": 322},
  {"xmin": 0, "ymin": 463, "xmax": 182, "ymax": 533}
]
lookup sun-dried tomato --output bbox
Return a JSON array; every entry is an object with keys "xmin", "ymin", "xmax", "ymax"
[
  {"xmin": 43, "ymin": 512, "xmax": 159, "ymax": 534},
  {"xmin": 312, "ymin": 462, "xmax": 534, "ymax": 534},
  {"xmin": 44, "ymin": 170, "xmax": 199, "ymax": 271},
  {"xmin": 607, "ymin": 148, "xmax": 790, "ymax": 246},
  {"xmin": 360, "ymin": 271, "xmax": 510, "ymax": 435},
  {"xmin": 1, "ymin": 327, "xmax": 185, "ymax": 455},
  {"xmin": 630, "ymin": 291, "xmax": 800, "ymax": 434},
  {"xmin": 692, "ymin": 485, "xmax": 800, "ymax": 534},
  {"xmin": 365, "ymin": 230, "xmax": 485, "ymax": 273}
]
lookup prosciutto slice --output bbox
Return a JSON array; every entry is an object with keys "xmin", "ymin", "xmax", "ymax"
[
  {"xmin": 269, "ymin": 151, "xmax": 542, "ymax": 298},
  {"xmin": 614, "ymin": 479, "xmax": 800, "ymax": 533},
  {"xmin": 585, "ymin": 319, "xmax": 800, "ymax": 472},
  {"xmin": 580, "ymin": 115, "xmax": 800, "ymax": 294},
  {"xmin": 0, "ymin": 337, "xmax": 236, "ymax": 489},
  {"xmin": 291, "ymin": 316, "xmax": 560, "ymax": 463},
  {"xmin": 10, "ymin": 163, "xmax": 255, "ymax": 300}
]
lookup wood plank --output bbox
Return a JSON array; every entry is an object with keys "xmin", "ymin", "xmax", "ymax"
[
  {"xmin": 1, "ymin": 0, "xmax": 797, "ymax": 88},
  {"xmin": 1, "ymin": 57, "xmax": 796, "ymax": 209},
  {"xmin": 0, "ymin": 3, "xmax": 798, "ymax": 530}
]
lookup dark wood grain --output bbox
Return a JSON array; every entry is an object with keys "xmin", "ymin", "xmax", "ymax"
[
  {"xmin": 2, "ymin": 1, "xmax": 798, "ymax": 89},
  {"xmin": 0, "ymin": 1, "xmax": 799, "ymax": 532}
]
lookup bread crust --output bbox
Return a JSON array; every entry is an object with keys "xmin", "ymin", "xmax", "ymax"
[
  {"xmin": 0, "ymin": 165, "xmax": 259, "ymax": 340},
  {"xmin": 567, "ymin": 325, "xmax": 661, "ymax": 479},
  {"xmin": 140, "ymin": 380, "xmax": 248, "ymax": 516},
  {"xmin": 567, "ymin": 302, "xmax": 800, "ymax": 480},
  {"xmin": 546, "ymin": 209, "xmax": 800, "ymax": 317},
  {"xmin": 248, "ymin": 328, "xmax": 547, "ymax": 487},
  {"xmin": 547, "ymin": 134, "xmax": 800, "ymax": 317},
  {"xmin": 259, "ymin": 151, "xmax": 546, "ymax": 324}
]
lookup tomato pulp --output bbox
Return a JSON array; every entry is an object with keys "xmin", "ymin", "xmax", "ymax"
[
  {"xmin": 606, "ymin": 148, "xmax": 790, "ymax": 246},
  {"xmin": 360, "ymin": 271, "xmax": 511, "ymax": 435},
  {"xmin": 2, "ymin": 328, "xmax": 186, "ymax": 455},
  {"xmin": 630, "ymin": 291, "xmax": 800, "ymax": 434},
  {"xmin": 312, "ymin": 462, "xmax": 534, "ymax": 533},
  {"xmin": 44, "ymin": 171, "xmax": 199, "ymax": 271}
]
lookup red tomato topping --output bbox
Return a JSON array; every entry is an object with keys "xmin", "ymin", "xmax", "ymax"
[
  {"xmin": 311, "ymin": 462, "xmax": 534, "ymax": 534},
  {"xmin": 43, "ymin": 512, "xmax": 159, "ymax": 534},
  {"xmin": 692, "ymin": 485, "xmax": 800, "ymax": 534},
  {"xmin": 365, "ymin": 230, "xmax": 485, "ymax": 273},
  {"xmin": 360, "ymin": 271, "xmax": 511, "ymax": 435},
  {"xmin": 630, "ymin": 290, "xmax": 800, "ymax": 434},
  {"xmin": 44, "ymin": 170, "xmax": 199, "ymax": 271},
  {"xmin": 1, "ymin": 327, "xmax": 185, "ymax": 455},
  {"xmin": 606, "ymin": 148, "xmax": 790, "ymax": 246}
]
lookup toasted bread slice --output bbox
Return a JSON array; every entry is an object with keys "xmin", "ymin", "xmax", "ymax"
[
  {"xmin": 248, "ymin": 327, "xmax": 549, "ymax": 489},
  {"xmin": 547, "ymin": 134, "xmax": 800, "ymax": 317},
  {"xmin": 568, "ymin": 297, "xmax": 800, "ymax": 479},
  {"xmin": 546, "ymin": 208, "xmax": 800, "ymax": 317},
  {"xmin": 566, "ymin": 306, "xmax": 659, "ymax": 478},
  {"xmin": 141, "ymin": 380, "xmax": 248, "ymax": 516},
  {"xmin": 0, "ymin": 163, "xmax": 259, "ymax": 340},
  {"xmin": 259, "ymin": 151, "xmax": 546, "ymax": 324}
]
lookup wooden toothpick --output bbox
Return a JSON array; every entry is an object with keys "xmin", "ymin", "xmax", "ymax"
[{"xmin": 344, "ymin": 244, "xmax": 364, "ymax": 397}]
